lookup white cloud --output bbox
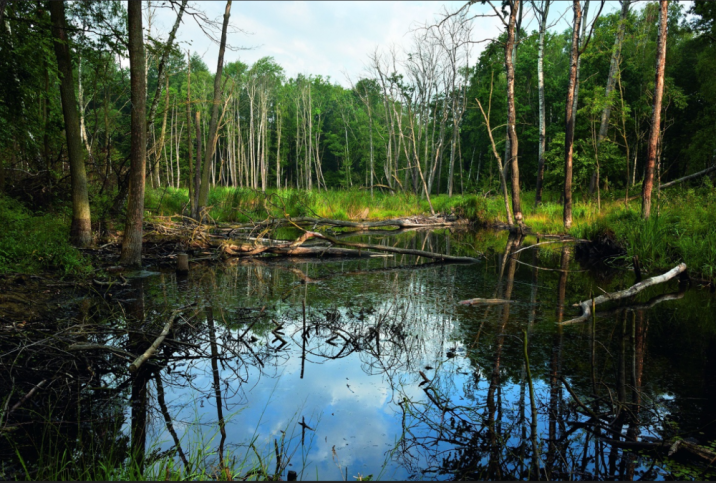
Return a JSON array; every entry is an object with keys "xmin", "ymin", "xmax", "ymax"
[{"xmin": 169, "ymin": 1, "xmax": 503, "ymax": 86}]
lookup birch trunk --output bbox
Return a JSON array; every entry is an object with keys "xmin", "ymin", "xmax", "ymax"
[{"xmin": 535, "ymin": 0, "xmax": 550, "ymax": 206}]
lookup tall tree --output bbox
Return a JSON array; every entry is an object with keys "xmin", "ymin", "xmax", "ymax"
[
  {"xmin": 563, "ymin": 0, "xmax": 604, "ymax": 229},
  {"xmin": 119, "ymin": 0, "xmax": 147, "ymax": 267},
  {"xmin": 49, "ymin": 0, "xmax": 92, "ymax": 247},
  {"xmin": 197, "ymin": 1, "xmax": 232, "ymax": 215},
  {"xmin": 591, "ymin": 0, "xmax": 630, "ymax": 194},
  {"xmin": 642, "ymin": 0, "xmax": 669, "ymax": 219},
  {"xmin": 504, "ymin": 0, "xmax": 523, "ymax": 226},
  {"xmin": 563, "ymin": 1, "xmax": 583, "ymax": 230},
  {"xmin": 533, "ymin": 0, "xmax": 551, "ymax": 206}
]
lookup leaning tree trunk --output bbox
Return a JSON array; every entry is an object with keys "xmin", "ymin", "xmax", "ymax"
[
  {"xmin": 49, "ymin": 0, "xmax": 92, "ymax": 247},
  {"xmin": 119, "ymin": 0, "xmax": 147, "ymax": 267},
  {"xmin": 563, "ymin": 0, "xmax": 583, "ymax": 230},
  {"xmin": 185, "ymin": 50, "xmax": 194, "ymax": 213},
  {"xmin": 197, "ymin": 0, "xmax": 231, "ymax": 214},
  {"xmin": 591, "ymin": 0, "xmax": 630, "ymax": 194},
  {"xmin": 642, "ymin": 0, "xmax": 668, "ymax": 219},
  {"xmin": 147, "ymin": 0, "xmax": 186, "ymax": 133},
  {"xmin": 505, "ymin": 0, "xmax": 523, "ymax": 226},
  {"xmin": 535, "ymin": 0, "xmax": 550, "ymax": 206}
]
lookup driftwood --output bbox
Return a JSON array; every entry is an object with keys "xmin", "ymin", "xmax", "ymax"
[
  {"xmin": 560, "ymin": 263, "xmax": 687, "ymax": 325},
  {"xmin": 458, "ymin": 298, "xmax": 515, "ymax": 306}
]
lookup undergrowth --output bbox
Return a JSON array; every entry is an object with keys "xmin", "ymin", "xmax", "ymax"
[
  {"xmin": 144, "ymin": 185, "xmax": 716, "ymax": 277},
  {"xmin": 0, "ymin": 195, "xmax": 89, "ymax": 276}
]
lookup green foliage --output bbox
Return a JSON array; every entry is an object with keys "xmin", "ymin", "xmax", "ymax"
[{"xmin": 0, "ymin": 195, "xmax": 89, "ymax": 276}]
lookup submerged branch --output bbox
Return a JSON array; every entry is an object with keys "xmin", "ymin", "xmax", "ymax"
[{"xmin": 560, "ymin": 263, "xmax": 687, "ymax": 325}]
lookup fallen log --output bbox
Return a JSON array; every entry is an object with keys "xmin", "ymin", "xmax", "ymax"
[
  {"xmin": 215, "ymin": 214, "xmax": 469, "ymax": 232},
  {"xmin": 218, "ymin": 230, "xmax": 477, "ymax": 262},
  {"xmin": 627, "ymin": 164, "xmax": 716, "ymax": 201},
  {"xmin": 458, "ymin": 298, "xmax": 515, "ymax": 306},
  {"xmin": 305, "ymin": 231, "xmax": 479, "ymax": 263},
  {"xmin": 560, "ymin": 263, "xmax": 687, "ymax": 326}
]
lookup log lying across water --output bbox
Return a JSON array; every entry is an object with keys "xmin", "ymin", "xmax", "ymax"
[
  {"xmin": 218, "ymin": 230, "xmax": 479, "ymax": 263},
  {"xmin": 560, "ymin": 263, "xmax": 687, "ymax": 326},
  {"xmin": 216, "ymin": 214, "xmax": 469, "ymax": 233},
  {"xmin": 458, "ymin": 298, "xmax": 514, "ymax": 306}
]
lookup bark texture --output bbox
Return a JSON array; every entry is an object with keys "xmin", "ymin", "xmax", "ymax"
[
  {"xmin": 642, "ymin": 0, "xmax": 669, "ymax": 219},
  {"xmin": 49, "ymin": 0, "xmax": 92, "ymax": 247},
  {"xmin": 505, "ymin": 0, "xmax": 523, "ymax": 225},
  {"xmin": 534, "ymin": 0, "xmax": 550, "ymax": 205},
  {"xmin": 197, "ymin": 1, "xmax": 232, "ymax": 214},
  {"xmin": 119, "ymin": 1, "xmax": 147, "ymax": 267},
  {"xmin": 563, "ymin": 0, "xmax": 583, "ymax": 230}
]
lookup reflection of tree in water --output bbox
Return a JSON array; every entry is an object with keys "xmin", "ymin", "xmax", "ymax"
[{"xmin": 2, "ymin": 230, "xmax": 714, "ymax": 480}]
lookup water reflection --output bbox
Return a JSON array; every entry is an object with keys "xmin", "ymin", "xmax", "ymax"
[{"xmin": 2, "ymin": 228, "xmax": 715, "ymax": 480}]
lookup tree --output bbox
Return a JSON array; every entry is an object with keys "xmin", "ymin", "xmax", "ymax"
[
  {"xmin": 196, "ymin": 1, "xmax": 231, "ymax": 217},
  {"xmin": 119, "ymin": 0, "xmax": 147, "ymax": 267},
  {"xmin": 49, "ymin": 0, "xmax": 92, "ymax": 247},
  {"xmin": 533, "ymin": 0, "xmax": 551, "ymax": 206},
  {"xmin": 642, "ymin": 0, "xmax": 669, "ymax": 219},
  {"xmin": 563, "ymin": 0, "xmax": 604, "ymax": 229}
]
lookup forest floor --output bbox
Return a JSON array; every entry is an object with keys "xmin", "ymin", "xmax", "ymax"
[{"xmin": 2, "ymin": 185, "xmax": 715, "ymax": 280}]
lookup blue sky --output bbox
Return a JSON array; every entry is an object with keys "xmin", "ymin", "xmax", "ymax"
[{"xmin": 165, "ymin": 1, "xmax": 625, "ymax": 86}]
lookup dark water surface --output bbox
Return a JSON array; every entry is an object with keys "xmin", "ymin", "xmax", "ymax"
[{"xmin": 3, "ymin": 228, "xmax": 716, "ymax": 480}]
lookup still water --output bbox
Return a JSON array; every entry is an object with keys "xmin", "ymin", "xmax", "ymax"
[{"xmin": 3, "ymin": 228, "xmax": 716, "ymax": 480}]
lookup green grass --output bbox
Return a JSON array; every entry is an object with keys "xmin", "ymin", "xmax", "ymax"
[
  {"xmin": 0, "ymin": 195, "xmax": 90, "ymax": 276},
  {"xmin": 144, "ymin": 185, "xmax": 716, "ymax": 278}
]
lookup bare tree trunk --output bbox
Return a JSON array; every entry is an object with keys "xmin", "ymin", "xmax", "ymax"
[
  {"xmin": 571, "ymin": 0, "xmax": 590, "ymax": 124},
  {"xmin": 591, "ymin": 0, "xmax": 630, "ymax": 194},
  {"xmin": 506, "ymin": 0, "xmax": 523, "ymax": 226},
  {"xmin": 642, "ymin": 0, "xmax": 668, "ymax": 219},
  {"xmin": 534, "ymin": 0, "xmax": 550, "ymax": 206},
  {"xmin": 197, "ymin": 1, "xmax": 231, "ymax": 212},
  {"xmin": 563, "ymin": 0, "xmax": 583, "ymax": 230},
  {"xmin": 153, "ymin": 76, "xmax": 170, "ymax": 188},
  {"xmin": 193, "ymin": 111, "xmax": 202, "ymax": 218},
  {"xmin": 276, "ymin": 105, "xmax": 282, "ymax": 189},
  {"xmin": 147, "ymin": 0, "xmax": 187, "ymax": 132},
  {"xmin": 49, "ymin": 0, "xmax": 92, "ymax": 247},
  {"xmin": 185, "ymin": 51, "xmax": 194, "ymax": 212},
  {"xmin": 119, "ymin": 0, "xmax": 147, "ymax": 266}
]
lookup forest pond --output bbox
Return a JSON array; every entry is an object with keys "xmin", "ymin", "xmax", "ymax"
[{"xmin": 2, "ymin": 228, "xmax": 716, "ymax": 480}]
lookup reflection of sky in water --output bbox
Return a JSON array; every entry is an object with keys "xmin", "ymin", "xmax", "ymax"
[{"xmin": 129, "ymin": 232, "xmax": 716, "ymax": 481}]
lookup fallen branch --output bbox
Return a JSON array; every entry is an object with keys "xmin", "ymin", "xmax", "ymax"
[
  {"xmin": 306, "ymin": 232, "xmax": 479, "ymax": 263},
  {"xmin": 628, "ymin": 165, "xmax": 716, "ymax": 200},
  {"xmin": 458, "ymin": 298, "xmax": 514, "ymax": 306},
  {"xmin": 560, "ymin": 263, "xmax": 687, "ymax": 326},
  {"xmin": 129, "ymin": 307, "xmax": 192, "ymax": 373}
]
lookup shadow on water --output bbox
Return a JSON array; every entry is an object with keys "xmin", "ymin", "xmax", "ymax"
[{"xmin": 1, "ymin": 228, "xmax": 715, "ymax": 480}]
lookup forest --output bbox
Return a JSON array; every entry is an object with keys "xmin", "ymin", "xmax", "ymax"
[
  {"xmin": 0, "ymin": 0, "xmax": 715, "ymax": 274},
  {"xmin": 2, "ymin": 1, "xmax": 716, "ymax": 481}
]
